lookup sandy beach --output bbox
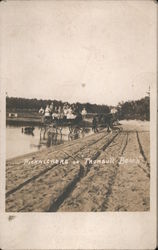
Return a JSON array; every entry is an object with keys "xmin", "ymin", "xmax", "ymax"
[{"xmin": 6, "ymin": 120, "xmax": 150, "ymax": 212}]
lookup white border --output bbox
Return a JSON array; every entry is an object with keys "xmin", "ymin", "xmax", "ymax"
[{"xmin": 0, "ymin": 1, "xmax": 157, "ymax": 249}]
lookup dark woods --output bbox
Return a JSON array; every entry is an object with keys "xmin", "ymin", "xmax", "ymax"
[
  {"xmin": 6, "ymin": 96, "xmax": 150, "ymax": 121},
  {"xmin": 118, "ymin": 96, "xmax": 150, "ymax": 121},
  {"xmin": 6, "ymin": 97, "xmax": 110, "ymax": 115}
]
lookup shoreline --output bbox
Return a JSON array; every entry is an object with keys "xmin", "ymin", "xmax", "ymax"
[
  {"xmin": 6, "ymin": 118, "xmax": 42, "ymax": 126},
  {"xmin": 6, "ymin": 121, "xmax": 150, "ymax": 212},
  {"xmin": 6, "ymin": 120, "xmax": 149, "ymax": 162},
  {"xmin": 6, "ymin": 129, "xmax": 99, "ymax": 162}
]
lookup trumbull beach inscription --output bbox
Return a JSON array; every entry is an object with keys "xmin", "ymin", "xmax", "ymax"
[{"xmin": 24, "ymin": 156, "xmax": 142, "ymax": 166}]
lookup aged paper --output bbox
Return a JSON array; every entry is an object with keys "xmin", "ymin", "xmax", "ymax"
[{"xmin": 0, "ymin": 0, "xmax": 157, "ymax": 249}]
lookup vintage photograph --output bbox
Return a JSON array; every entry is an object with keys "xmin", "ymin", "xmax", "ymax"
[{"xmin": 4, "ymin": 1, "xmax": 154, "ymax": 213}]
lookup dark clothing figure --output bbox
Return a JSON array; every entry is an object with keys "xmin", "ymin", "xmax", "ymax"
[
  {"xmin": 106, "ymin": 113, "xmax": 113, "ymax": 132},
  {"xmin": 92, "ymin": 117, "xmax": 98, "ymax": 133}
]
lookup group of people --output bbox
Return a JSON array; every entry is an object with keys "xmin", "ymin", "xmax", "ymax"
[
  {"xmin": 39, "ymin": 103, "xmax": 87, "ymax": 124},
  {"xmin": 39, "ymin": 102, "xmax": 118, "ymax": 133}
]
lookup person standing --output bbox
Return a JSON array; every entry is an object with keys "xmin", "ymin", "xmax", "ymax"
[
  {"xmin": 44, "ymin": 105, "xmax": 51, "ymax": 123},
  {"xmin": 106, "ymin": 113, "xmax": 113, "ymax": 132},
  {"xmin": 39, "ymin": 107, "xmax": 45, "ymax": 124},
  {"xmin": 81, "ymin": 107, "xmax": 87, "ymax": 120},
  {"xmin": 92, "ymin": 116, "xmax": 98, "ymax": 133},
  {"xmin": 50, "ymin": 102, "xmax": 54, "ymax": 114}
]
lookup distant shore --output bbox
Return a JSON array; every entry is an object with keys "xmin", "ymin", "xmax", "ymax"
[
  {"xmin": 6, "ymin": 117, "xmax": 92, "ymax": 127},
  {"xmin": 6, "ymin": 117, "xmax": 42, "ymax": 126}
]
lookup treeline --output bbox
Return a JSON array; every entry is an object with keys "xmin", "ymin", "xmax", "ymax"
[
  {"xmin": 6, "ymin": 97, "xmax": 110, "ymax": 114},
  {"xmin": 6, "ymin": 96, "xmax": 150, "ymax": 120},
  {"xmin": 117, "ymin": 96, "xmax": 150, "ymax": 121}
]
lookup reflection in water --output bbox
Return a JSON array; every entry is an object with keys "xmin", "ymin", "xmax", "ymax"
[{"xmin": 6, "ymin": 125, "xmax": 92, "ymax": 159}]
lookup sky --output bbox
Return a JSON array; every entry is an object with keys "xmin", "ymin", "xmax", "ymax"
[{"xmin": 0, "ymin": 0, "xmax": 156, "ymax": 106}]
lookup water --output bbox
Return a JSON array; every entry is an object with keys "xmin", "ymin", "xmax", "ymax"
[{"xmin": 6, "ymin": 125, "xmax": 92, "ymax": 159}]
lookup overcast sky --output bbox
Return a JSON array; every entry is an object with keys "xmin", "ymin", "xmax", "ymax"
[{"xmin": 0, "ymin": 0, "xmax": 156, "ymax": 105}]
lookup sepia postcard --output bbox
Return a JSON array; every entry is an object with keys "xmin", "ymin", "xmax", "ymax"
[{"xmin": 0, "ymin": 0, "xmax": 157, "ymax": 249}]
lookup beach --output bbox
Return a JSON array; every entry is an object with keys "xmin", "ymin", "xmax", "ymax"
[{"xmin": 6, "ymin": 120, "xmax": 150, "ymax": 212}]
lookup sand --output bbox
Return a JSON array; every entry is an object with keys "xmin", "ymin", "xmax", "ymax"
[{"xmin": 6, "ymin": 120, "xmax": 150, "ymax": 212}]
